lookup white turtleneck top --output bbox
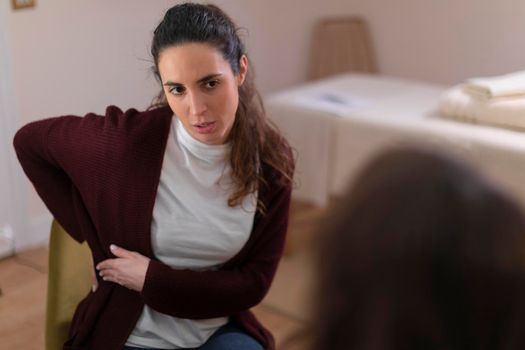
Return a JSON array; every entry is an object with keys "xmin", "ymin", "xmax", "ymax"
[{"xmin": 125, "ymin": 117, "xmax": 257, "ymax": 349}]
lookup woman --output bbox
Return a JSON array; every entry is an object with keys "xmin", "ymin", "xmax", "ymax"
[
  {"xmin": 14, "ymin": 3, "xmax": 293, "ymax": 350},
  {"xmin": 312, "ymin": 147, "xmax": 525, "ymax": 350}
]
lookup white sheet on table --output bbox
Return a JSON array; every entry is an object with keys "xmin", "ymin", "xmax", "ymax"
[{"xmin": 265, "ymin": 73, "xmax": 525, "ymax": 208}]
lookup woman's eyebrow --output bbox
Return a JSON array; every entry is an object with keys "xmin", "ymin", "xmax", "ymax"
[
  {"xmin": 163, "ymin": 73, "xmax": 223, "ymax": 87},
  {"xmin": 197, "ymin": 73, "xmax": 222, "ymax": 83},
  {"xmin": 163, "ymin": 81, "xmax": 180, "ymax": 87}
]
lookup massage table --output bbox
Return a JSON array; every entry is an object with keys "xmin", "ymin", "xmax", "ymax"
[{"xmin": 265, "ymin": 73, "xmax": 525, "ymax": 208}]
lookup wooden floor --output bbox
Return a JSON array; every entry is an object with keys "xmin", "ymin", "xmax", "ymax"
[{"xmin": 0, "ymin": 200, "xmax": 326, "ymax": 350}]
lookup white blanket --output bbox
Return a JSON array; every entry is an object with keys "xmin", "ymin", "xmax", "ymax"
[
  {"xmin": 440, "ymin": 85, "xmax": 525, "ymax": 131},
  {"xmin": 464, "ymin": 70, "xmax": 525, "ymax": 100}
]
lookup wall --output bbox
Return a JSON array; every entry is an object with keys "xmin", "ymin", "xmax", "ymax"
[
  {"xmin": 6, "ymin": 0, "xmax": 350, "ymax": 248},
  {"xmin": 1, "ymin": 1, "xmax": 26, "ymax": 251},
  {"xmin": 346, "ymin": 0, "xmax": 525, "ymax": 84}
]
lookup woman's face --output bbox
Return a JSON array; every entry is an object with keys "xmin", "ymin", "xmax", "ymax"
[{"xmin": 158, "ymin": 43, "xmax": 248, "ymax": 145}]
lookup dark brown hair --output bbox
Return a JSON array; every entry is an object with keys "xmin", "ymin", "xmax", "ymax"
[
  {"xmin": 312, "ymin": 147, "xmax": 525, "ymax": 350},
  {"xmin": 149, "ymin": 3, "xmax": 294, "ymax": 211}
]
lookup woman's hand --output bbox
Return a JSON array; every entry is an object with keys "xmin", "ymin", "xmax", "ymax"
[{"xmin": 96, "ymin": 245, "xmax": 150, "ymax": 292}]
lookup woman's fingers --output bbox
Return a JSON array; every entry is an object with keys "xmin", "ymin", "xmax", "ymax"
[
  {"xmin": 96, "ymin": 257, "xmax": 116, "ymax": 271},
  {"xmin": 94, "ymin": 245, "xmax": 150, "ymax": 292},
  {"xmin": 96, "ymin": 263, "xmax": 125, "ymax": 286},
  {"xmin": 109, "ymin": 244, "xmax": 134, "ymax": 258},
  {"xmin": 96, "ymin": 244, "xmax": 131, "ymax": 270}
]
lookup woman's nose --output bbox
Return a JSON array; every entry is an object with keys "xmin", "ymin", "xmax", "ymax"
[{"xmin": 188, "ymin": 91, "xmax": 207, "ymax": 116}]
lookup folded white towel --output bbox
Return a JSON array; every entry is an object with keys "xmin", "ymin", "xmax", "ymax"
[
  {"xmin": 439, "ymin": 84, "xmax": 525, "ymax": 131},
  {"xmin": 463, "ymin": 70, "xmax": 525, "ymax": 100}
]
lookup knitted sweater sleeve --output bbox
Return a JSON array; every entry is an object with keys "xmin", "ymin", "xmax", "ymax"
[
  {"xmin": 141, "ymin": 180, "xmax": 292, "ymax": 319},
  {"xmin": 13, "ymin": 113, "xmax": 106, "ymax": 243}
]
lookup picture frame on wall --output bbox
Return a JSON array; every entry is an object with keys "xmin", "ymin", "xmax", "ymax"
[{"xmin": 11, "ymin": 0, "xmax": 36, "ymax": 10}]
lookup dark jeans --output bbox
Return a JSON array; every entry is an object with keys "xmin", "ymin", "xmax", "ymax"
[{"xmin": 122, "ymin": 322, "xmax": 264, "ymax": 350}]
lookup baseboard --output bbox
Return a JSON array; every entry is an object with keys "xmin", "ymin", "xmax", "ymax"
[{"xmin": 14, "ymin": 213, "xmax": 52, "ymax": 252}]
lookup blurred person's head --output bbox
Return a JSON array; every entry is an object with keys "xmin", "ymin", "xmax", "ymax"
[{"xmin": 313, "ymin": 147, "xmax": 525, "ymax": 350}]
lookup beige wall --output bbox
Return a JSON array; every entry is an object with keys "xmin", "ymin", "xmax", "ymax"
[
  {"xmin": 346, "ymin": 0, "xmax": 525, "ymax": 84},
  {"xmin": 7, "ymin": 0, "xmax": 170, "ymax": 125}
]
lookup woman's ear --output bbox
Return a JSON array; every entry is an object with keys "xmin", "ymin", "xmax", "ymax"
[{"xmin": 237, "ymin": 55, "xmax": 248, "ymax": 86}]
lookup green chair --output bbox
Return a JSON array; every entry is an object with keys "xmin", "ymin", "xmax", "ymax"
[{"xmin": 45, "ymin": 220, "xmax": 92, "ymax": 350}]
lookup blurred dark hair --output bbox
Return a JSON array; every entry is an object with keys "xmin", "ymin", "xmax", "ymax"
[
  {"xmin": 149, "ymin": 3, "xmax": 293, "ymax": 212},
  {"xmin": 312, "ymin": 147, "xmax": 525, "ymax": 350}
]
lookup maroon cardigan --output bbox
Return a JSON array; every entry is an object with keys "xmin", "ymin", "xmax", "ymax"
[{"xmin": 13, "ymin": 105, "xmax": 292, "ymax": 350}]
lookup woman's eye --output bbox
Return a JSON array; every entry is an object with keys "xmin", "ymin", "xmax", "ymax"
[
  {"xmin": 205, "ymin": 80, "xmax": 219, "ymax": 89},
  {"xmin": 170, "ymin": 86, "xmax": 185, "ymax": 95}
]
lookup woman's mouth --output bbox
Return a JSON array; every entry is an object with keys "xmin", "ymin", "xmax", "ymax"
[{"xmin": 193, "ymin": 121, "xmax": 216, "ymax": 134}]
